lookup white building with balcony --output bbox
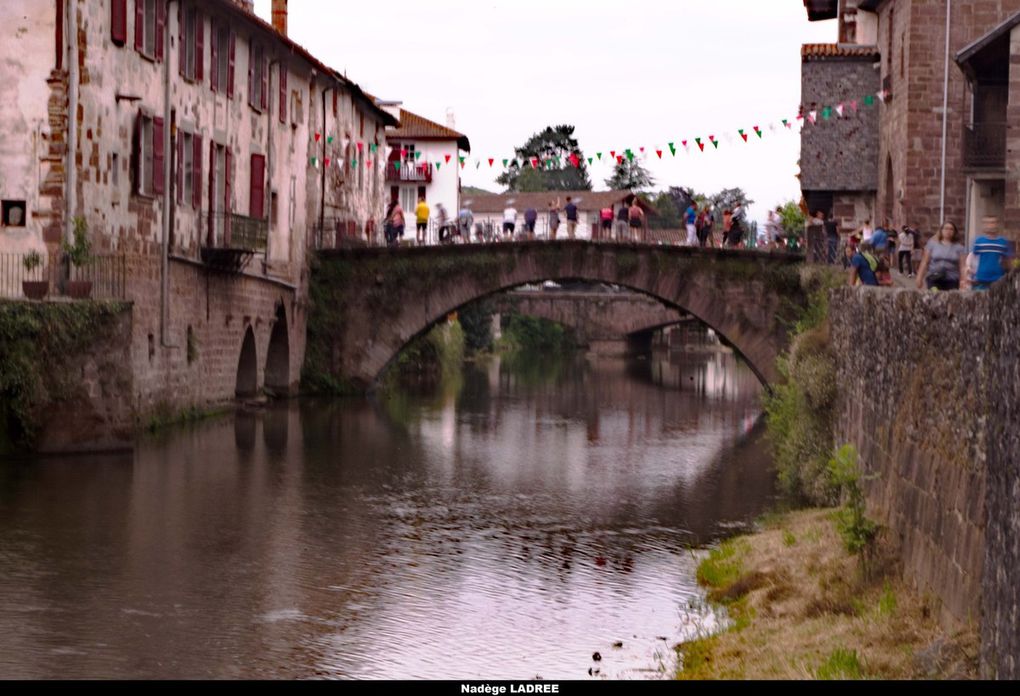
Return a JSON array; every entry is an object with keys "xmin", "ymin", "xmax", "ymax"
[{"xmin": 376, "ymin": 103, "xmax": 470, "ymax": 242}]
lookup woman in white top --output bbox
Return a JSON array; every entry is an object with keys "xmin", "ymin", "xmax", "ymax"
[
  {"xmin": 502, "ymin": 206, "xmax": 517, "ymax": 239},
  {"xmin": 858, "ymin": 219, "xmax": 874, "ymax": 244},
  {"xmin": 896, "ymin": 227, "xmax": 915, "ymax": 276}
]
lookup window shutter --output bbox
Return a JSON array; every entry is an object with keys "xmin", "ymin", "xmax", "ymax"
[
  {"xmin": 209, "ymin": 23, "xmax": 218, "ymax": 92},
  {"xmin": 227, "ymin": 31, "xmax": 236, "ymax": 98},
  {"xmin": 178, "ymin": 5, "xmax": 185, "ymax": 75},
  {"xmin": 225, "ymin": 148, "xmax": 232, "ymax": 213},
  {"xmin": 134, "ymin": 0, "xmax": 144, "ymax": 51},
  {"xmin": 260, "ymin": 54, "xmax": 268, "ymax": 111},
  {"xmin": 250, "ymin": 154, "xmax": 265, "ymax": 219},
  {"xmin": 112, "ymin": 0, "xmax": 127, "ymax": 45},
  {"xmin": 207, "ymin": 141, "xmax": 215, "ymax": 244},
  {"xmin": 248, "ymin": 45, "xmax": 255, "ymax": 108},
  {"xmin": 279, "ymin": 66, "xmax": 287, "ymax": 124},
  {"xmin": 155, "ymin": 0, "xmax": 166, "ymax": 61},
  {"xmin": 132, "ymin": 111, "xmax": 142, "ymax": 195},
  {"xmin": 177, "ymin": 132, "xmax": 184, "ymax": 204},
  {"xmin": 332, "ymin": 90, "xmax": 337, "ymax": 118},
  {"xmin": 195, "ymin": 10, "xmax": 204, "ymax": 82},
  {"xmin": 153, "ymin": 117, "xmax": 165, "ymax": 194},
  {"xmin": 193, "ymin": 134, "xmax": 202, "ymax": 209}
]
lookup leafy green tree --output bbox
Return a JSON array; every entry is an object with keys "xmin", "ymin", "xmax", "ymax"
[
  {"xmin": 458, "ymin": 301, "xmax": 494, "ymax": 354},
  {"xmin": 708, "ymin": 187, "xmax": 754, "ymax": 214},
  {"xmin": 605, "ymin": 158, "xmax": 654, "ymax": 192},
  {"xmin": 496, "ymin": 125, "xmax": 592, "ymax": 192},
  {"xmin": 649, "ymin": 191, "xmax": 680, "ymax": 229},
  {"xmin": 779, "ymin": 200, "xmax": 807, "ymax": 236}
]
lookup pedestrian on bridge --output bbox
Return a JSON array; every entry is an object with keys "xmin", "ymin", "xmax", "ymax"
[
  {"xmin": 524, "ymin": 206, "xmax": 539, "ymax": 239},
  {"xmin": 548, "ymin": 201, "xmax": 561, "ymax": 240},
  {"xmin": 629, "ymin": 199, "xmax": 645, "ymax": 242},
  {"xmin": 698, "ymin": 206, "xmax": 715, "ymax": 247},
  {"xmin": 503, "ymin": 204, "xmax": 518, "ymax": 239},
  {"xmin": 915, "ymin": 221, "xmax": 966, "ymax": 291},
  {"xmin": 415, "ymin": 196, "xmax": 430, "ymax": 246},
  {"xmin": 684, "ymin": 203, "xmax": 698, "ymax": 246},
  {"xmin": 565, "ymin": 197, "xmax": 579, "ymax": 239},
  {"xmin": 599, "ymin": 206, "xmax": 614, "ymax": 241},
  {"xmin": 615, "ymin": 201, "xmax": 630, "ymax": 242}
]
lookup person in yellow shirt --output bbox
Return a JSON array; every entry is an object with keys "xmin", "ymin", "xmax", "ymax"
[{"xmin": 415, "ymin": 197, "xmax": 430, "ymax": 245}]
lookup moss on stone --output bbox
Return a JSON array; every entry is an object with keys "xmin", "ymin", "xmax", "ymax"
[{"xmin": 0, "ymin": 300, "xmax": 130, "ymax": 451}]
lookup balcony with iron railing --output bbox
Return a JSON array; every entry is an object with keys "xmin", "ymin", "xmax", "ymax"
[
  {"xmin": 964, "ymin": 121, "xmax": 1007, "ymax": 170},
  {"xmin": 201, "ymin": 211, "xmax": 269, "ymax": 272},
  {"xmin": 385, "ymin": 162, "xmax": 433, "ymax": 184},
  {"xmin": 0, "ymin": 251, "xmax": 126, "ymax": 301}
]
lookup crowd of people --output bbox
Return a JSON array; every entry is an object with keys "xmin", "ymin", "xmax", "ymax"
[{"xmin": 836, "ymin": 213, "xmax": 1014, "ymax": 291}]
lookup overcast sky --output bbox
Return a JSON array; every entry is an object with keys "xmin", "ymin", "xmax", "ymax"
[{"xmin": 254, "ymin": 0, "xmax": 836, "ymax": 223}]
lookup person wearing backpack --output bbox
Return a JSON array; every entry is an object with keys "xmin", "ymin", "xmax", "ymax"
[{"xmin": 848, "ymin": 240, "xmax": 880, "ymax": 286}]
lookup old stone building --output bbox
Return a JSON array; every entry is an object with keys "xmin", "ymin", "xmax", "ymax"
[
  {"xmin": 0, "ymin": 0, "xmax": 397, "ymax": 445},
  {"xmin": 802, "ymin": 0, "xmax": 1020, "ymax": 244}
]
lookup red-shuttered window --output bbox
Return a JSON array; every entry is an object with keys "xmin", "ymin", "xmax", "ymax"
[
  {"xmin": 248, "ymin": 41, "xmax": 267, "ymax": 112},
  {"xmin": 179, "ymin": 5, "xmax": 204, "ymax": 82},
  {"xmin": 176, "ymin": 130, "xmax": 203, "ymax": 208},
  {"xmin": 250, "ymin": 154, "xmax": 266, "ymax": 219},
  {"xmin": 133, "ymin": 112, "xmax": 163, "ymax": 196},
  {"xmin": 134, "ymin": 0, "xmax": 164, "ymax": 61},
  {"xmin": 111, "ymin": 0, "xmax": 128, "ymax": 45}
]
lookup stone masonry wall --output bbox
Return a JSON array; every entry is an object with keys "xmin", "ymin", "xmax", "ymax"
[
  {"xmin": 801, "ymin": 58, "xmax": 881, "ymax": 193},
  {"xmin": 830, "ymin": 286, "xmax": 989, "ymax": 627},
  {"xmin": 982, "ymin": 269, "xmax": 1020, "ymax": 679},
  {"xmin": 831, "ymin": 271, "xmax": 1020, "ymax": 677}
]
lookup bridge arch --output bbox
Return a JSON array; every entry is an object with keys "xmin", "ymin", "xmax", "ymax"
[
  {"xmin": 310, "ymin": 242, "xmax": 806, "ymax": 388},
  {"xmin": 265, "ymin": 301, "xmax": 291, "ymax": 395},
  {"xmin": 236, "ymin": 326, "xmax": 259, "ymax": 398}
]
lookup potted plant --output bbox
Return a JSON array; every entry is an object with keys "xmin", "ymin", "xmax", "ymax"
[
  {"xmin": 21, "ymin": 250, "xmax": 49, "ymax": 300},
  {"xmin": 63, "ymin": 216, "xmax": 93, "ymax": 299}
]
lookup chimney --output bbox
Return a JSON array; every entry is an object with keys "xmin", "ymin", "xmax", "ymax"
[{"xmin": 272, "ymin": 0, "xmax": 288, "ymax": 36}]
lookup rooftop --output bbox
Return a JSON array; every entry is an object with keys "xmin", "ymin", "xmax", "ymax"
[
  {"xmin": 387, "ymin": 109, "xmax": 471, "ymax": 152},
  {"xmin": 802, "ymin": 43, "xmax": 880, "ymax": 60}
]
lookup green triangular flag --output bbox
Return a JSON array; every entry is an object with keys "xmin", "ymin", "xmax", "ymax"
[
  {"xmin": 712, "ymin": 140, "xmax": 719, "ymax": 149},
  {"xmin": 310, "ymin": 156, "xmax": 317, "ymax": 165},
  {"xmin": 436, "ymin": 162, "xmax": 442, "ymax": 170},
  {"xmin": 863, "ymin": 95, "xmax": 874, "ymax": 106},
  {"xmin": 327, "ymin": 136, "xmax": 334, "ymax": 144},
  {"xmin": 587, "ymin": 157, "xmax": 593, "ymax": 165},
  {"xmin": 668, "ymin": 143, "xmax": 676, "ymax": 156},
  {"xmin": 415, "ymin": 151, "xmax": 422, "ymax": 160},
  {"xmin": 596, "ymin": 152, "xmax": 602, "ymax": 160},
  {"xmin": 393, "ymin": 162, "xmax": 401, "ymax": 172},
  {"xmin": 369, "ymin": 143, "xmax": 377, "ymax": 153},
  {"xmin": 459, "ymin": 156, "xmax": 466, "ymax": 164},
  {"xmin": 351, "ymin": 159, "xmax": 357, "ymax": 167},
  {"xmin": 502, "ymin": 159, "xmax": 509, "ymax": 167},
  {"xmin": 821, "ymin": 107, "xmax": 832, "ymax": 120},
  {"xmin": 626, "ymin": 149, "xmax": 634, "ymax": 161}
]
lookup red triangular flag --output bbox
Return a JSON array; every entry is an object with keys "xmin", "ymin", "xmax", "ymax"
[
  {"xmin": 445, "ymin": 154, "xmax": 451, "ymax": 163},
  {"xmin": 656, "ymin": 150, "xmax": 662, "ymax": 159},
  {"xmin": 400, "ymin": 149, "xmax": 408, "ymax": 158},
  {"xmin": 324, "ymin": 158, "xmax": 330, "ymax": 167},
  {"xmin": 610, "ymin": 150, "xmax": 616, "ymax": 159},
  {"xmin": 639, "ymin": 147, "xmax": 645, "ymax": 153},
  {"xmin": 315, "ymin": 133, "xmax": 321, "ymax": 143},
  {"xmin": 488, "ymin": 158, "xmax": 494, "ymax": 167},
  {"xmin": 616, "ymin": 155, "xmax": 624, "ymax": 164},
  {"xmin": 357, "ymin": 142, "xmax": 363, "ymax": 151}
]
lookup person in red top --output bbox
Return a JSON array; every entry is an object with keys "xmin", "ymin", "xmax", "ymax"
[{"xmin": 599, "ymin": 206, "xmax": 614, "ymax": 241}]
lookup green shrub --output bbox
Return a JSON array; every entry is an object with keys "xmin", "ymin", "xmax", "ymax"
[{"xmin": 815, "ymin": 648, "xmax": 864, "ymax": 680}]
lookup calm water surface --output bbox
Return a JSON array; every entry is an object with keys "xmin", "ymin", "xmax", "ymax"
[{"xmin": 0, "ymin": 350, "xmax": 774, "ymax": 679}]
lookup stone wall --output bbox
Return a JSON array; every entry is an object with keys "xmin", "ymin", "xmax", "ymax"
[
  {"xmin": 801, "ymin": 57, "xmax": 880, "ymax": 193},
  {"xmin": 982, "ymin": 269, "xmax": 1020, "ymax": 679},
  {"xmin": 831, "ymin": 286, "xmax": 988, "ymax": 627},
  {"xmin": 831, "ymin": 271, "xmax": 1020, "ymax": 677}
]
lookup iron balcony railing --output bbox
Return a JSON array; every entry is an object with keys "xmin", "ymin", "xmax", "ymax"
[
  {"xmin": 964, "ymin": 121, "xmax": 1006, "ymax": 169},
  {"xmin": 0, "ymin": 252, "xmax": 126, "ymax": 300},
  {"xmin": 203, "ymin": 211, "xmax": 269, "ymax": 252},
  {"xmin": 385, "ymin": 163, "xmax": 433, "ymax": 184}
]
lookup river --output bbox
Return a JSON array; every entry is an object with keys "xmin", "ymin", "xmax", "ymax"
[{"xmin": 0, "ymin": 347, "xmax": 774, "ymax": 679}]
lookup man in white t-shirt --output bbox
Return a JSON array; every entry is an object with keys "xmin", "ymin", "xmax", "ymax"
[{"xmin": 502, "ymin": 206, "xmax": 517, "ymax": 239}]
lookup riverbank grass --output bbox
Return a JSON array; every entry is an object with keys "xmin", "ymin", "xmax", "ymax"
[{"xmin": 676, "ymin": 509, "xmax": 978, "ymax": 680}]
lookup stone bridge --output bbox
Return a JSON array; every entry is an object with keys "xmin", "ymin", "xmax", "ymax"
[
  {"xmin": 307, "ymin": 241, "xmax": 808, "ymax": 388},
  {"xmin": 492, "ymin": 289, "xmax": 692, "ymax": 353}
]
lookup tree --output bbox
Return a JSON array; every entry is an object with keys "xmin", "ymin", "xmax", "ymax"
[
  {"xmin": 496, "ymin": 125, "xmax": 592, "ymax": 192},
  {"xmin": 708, "ymin": 187, "xmax": 754, "ymax": 214},
  {"xmin": 605, "ymin": 158, "xmax": 654, "ymax": 192},
  {"xmin": 778, "ymin": 200, "xmax": 806, "ymax": 236},
  {"xmin": 649, "ymin": 191, "xmax": 680, "ymax": 229}
]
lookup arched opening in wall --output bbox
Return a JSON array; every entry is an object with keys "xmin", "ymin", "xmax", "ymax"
[
  {"xmin": 236, "ymin": 327, "xmax": 259, "ymax": 398},
  {"xmin": 265, "ymin": 303, "xmax": 291, "ymax": 395},
  {"xmin": 884, "ymin": 155, "xmax": 894, "ymax": 224}
]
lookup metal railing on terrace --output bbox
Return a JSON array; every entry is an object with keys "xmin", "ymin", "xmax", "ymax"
[
  {"xmin": 0, "ymin": 252, "xmax": 127, "ymax": 301},
  {"xmin": 964, "ymin": 121, "xmax": 1007, "ymax": 169}
]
